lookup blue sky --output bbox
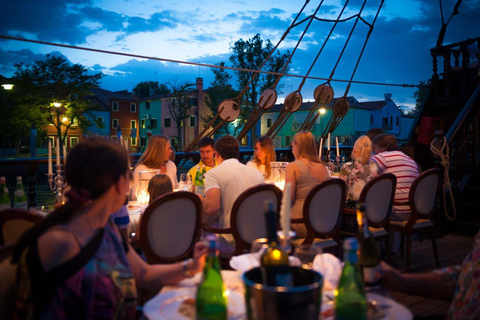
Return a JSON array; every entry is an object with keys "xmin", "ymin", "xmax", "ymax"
[{"xmin": 1, "ymin": 0, "xmax": 479, "ymax": 110}]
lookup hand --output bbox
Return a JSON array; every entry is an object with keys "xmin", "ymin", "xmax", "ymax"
[
  {"xmin": 380, "ymin": 261, "xmax": 404, "ymax": 291},
  {"xmin": 190, "ymin": 241, "xmax": 208, "ymax": 274}
]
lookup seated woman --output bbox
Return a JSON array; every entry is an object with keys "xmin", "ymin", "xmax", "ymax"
[
  {"xmin": 12, "ymin": 137, "xmax": 207, "ymax": 319},
  {"xmin": 148, "ymin": 174, "xmax": 173, "ymax": 204},
  {"xmin": 285, "ymin": 131, "xmax": 330, "ymax": 238},
  {"xmin": 339, "ymin": 135, "xmax": 378, "ymax": 204},
  {"xmin": 246, "ymin": 136, "xmax": 276, "ymax": 181},
  {"xmin": 131, "ymin": 134, "xmax": 177, "ymax": 200}
]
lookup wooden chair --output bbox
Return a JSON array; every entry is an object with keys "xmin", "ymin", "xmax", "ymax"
[
  {"xmin": 291, "ymin": 178, "xmax": 346, "ymax": 255},
  {"xmin": 202, "ymin": 184, "xmax": 282, "ymax": 257},
  {"xmin": 342, "ymin": 173, "xmax": 397, "ymax": 263},
  {"xmin": 390, "ymin": 169, "xmax": 441, "ymax": 272},
  {"xmin": 138, "ymin": 191, "xmax": 202, "ymax": 264},
  {"xmin": 0, "ymin": 244, "xmax": 16, "ymax": 320},
  {"xmin": 0, "ymin": 208, "xmax": 45, "ymax": 246}
]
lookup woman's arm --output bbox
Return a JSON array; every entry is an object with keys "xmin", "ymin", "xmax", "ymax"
[{"xmin": 285, "ymin": 162, "xmax": 297, "ymax": 203}]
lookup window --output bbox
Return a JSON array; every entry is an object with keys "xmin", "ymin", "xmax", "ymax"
[
  {"xmin": 112, "ymin": 101, "xmax": 119, "ymax": 111},
  {"xmin": 140, "ymin": 137, "xmax": 147, "ymax": 147},
  {"xmin": 382, "ymin": 117, "xmax": 388, "ymax": 126},
  {"xmin": 71, "ymin": 117, "xmax": 79, "ymax": 127},
  {"xmin": 130, "ymin": 120, "xmax": 136, "ymax": 129},
  {"xmin": 141, "ymin": 119, "xmax": 145, "ymax": 129},
  {"xmin": 266, "ymin": 118, "xmax": 273, "ymax": 128},
  {"xmin": 285, "ymin": 136, "xmax": 292, "ymax": 146},
  {"xmin": 151, "ymin": 118, "xmax": 157, "ymax": 129},
  {"xmin": 189, "ymin": 98, "xmax": 198, "ymax": 106},
  {"xmin": 131, "ymin": 137, "xmax": 137, "ymax": 146},
  {"xmin": 70, "ymin": 137, "xmax": 79, "ymax": 147},
  {"xmin": 130, "ymin": 103, "xmax": 136, "ymax": 112},
  {"xmin": 111, "ymin": 135, "xmax": 118, "ymax": 142},
  {"xmin": 189, "ymin": 116, "xmax": 196, "ymax": 127},
  {"xmin": 164, "ymin": 117, "xmax": 171, "ymax": 128},
  {"xmin": 170, "ymin": 98, "xmax": 177, "ymax": 105},
  {"xmin": 146, "ymin": 101, "xmax": 151, "ymax": 110},
  {"xmin": 396, "ymin": 117, "xmax": 399, "ymax": 126},
  {"xmin": 112, "ymin": 119, "xmax": 119, "ymax": 129},
  {"xmin": 390, "ymin": 116, "xmax": 393, "ymax": 125},
  {"xmin": 96, "ymin": 117, "xmax": 104, "ymax": 127}
]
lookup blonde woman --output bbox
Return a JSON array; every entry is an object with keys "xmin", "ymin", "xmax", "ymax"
[
  {"xmin": 131, "ymin": 135, "xmax": 177, "ymax": 200},
  {"xmin": 285, "ymin": 131, "xmax": 330, "ymax": 237},
  {"xmin": 247, "ymin": 136, "xmax": 276, "ymax": 180},
  {"xmin": 339, "ymin": 135, "xmax": 378, "ymax": 202}
]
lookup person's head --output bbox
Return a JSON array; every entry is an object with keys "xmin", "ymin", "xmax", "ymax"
[
  {"xmin": 253, "ymin": 136, "xmax": 276, "ymax": 178},
  {"xmin": 214, "ymin": 135, "xmax": 239, "ymax": 163},
  {"xmin": 366, "ymin": 128, "xmax": 384, "ymax": 142},
  {"xmin": 292, "ymin": 131, "xmax": 320, "ymax": 163},
  {"xmin": 137, "ymin": 134, "xmax": 172, "ymax": 169},
  {"xmin": 352, "ymin": 135, "xmax": 373, "ymax": 165},
  {"xmin": 148, "ymin": 174, "xmax": 173, "ymax": 204},
  {"xmin": 372, "ymin": 133, "xmax": 400, "ymax": 154},
  {"xmin": 198, "ymin": 137, "xmax": 215, "ymax": 167}
]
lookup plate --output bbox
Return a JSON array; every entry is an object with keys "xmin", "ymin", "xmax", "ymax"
[{"xmin": 143, "ymin": 287, "xmax": 245, "ymax": 320}]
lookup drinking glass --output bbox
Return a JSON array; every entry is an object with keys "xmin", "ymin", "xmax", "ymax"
[
  {"xmin": 179, "ymin": 173, "xmax": 192, "ymax": 191},
  {"xmin": 250, "ymin": 238, "xmax": 269, "ymax": 268},
  {"xmin": 294, "ymin": 243, "xmax": 323, "ymax": 270}
]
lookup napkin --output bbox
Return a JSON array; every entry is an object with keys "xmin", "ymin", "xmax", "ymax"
[
  {"xmin": 229, "ymin": 253, "xmax": 301, "ymax": 273},
  {"xmin": 312, "ymin": 253, "xmax": 343, "ymax": 291}
]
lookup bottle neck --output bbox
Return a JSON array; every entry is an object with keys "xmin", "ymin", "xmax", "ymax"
[
  {"xmin": 343, "ymin": 248, "xmax": 358, "ymax": 264},
  {"xmin": 265, "ymin": 210, "xmax": 279, "ymax": 245},
  {"xmin": 357, "ymin": 210, "xmax": 372, "ymax": 239}
]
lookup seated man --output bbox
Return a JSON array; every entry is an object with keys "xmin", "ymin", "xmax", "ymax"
[
  {"xmin": 188, "ymin": 137, "xmax": 216, "ymax": 195},
  {"xmin": 202, "ymin": 135, "xmax": 265, "ymax": 254}
]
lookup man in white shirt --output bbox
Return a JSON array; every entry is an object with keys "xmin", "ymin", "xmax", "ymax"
[{"xmin": 203, "ymin": 135, "xmax": 265, "ymax": 253}]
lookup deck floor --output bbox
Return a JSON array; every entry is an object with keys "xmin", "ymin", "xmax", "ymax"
[{"xmin": 388, "ymin": 231, "xmax": 476, "ymax": 318}]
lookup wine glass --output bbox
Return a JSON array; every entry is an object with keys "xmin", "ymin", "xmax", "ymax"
[
  {"xmin": 179, "ymin": 173, "xmax": 192, "ymax": 191},
  {"xmin": 250, "ymin": 238, "xmax": 269, "ymax": 269},
  {"xmin": 294, "ymin": 243, "xmax": 323, "ymax": 270}
]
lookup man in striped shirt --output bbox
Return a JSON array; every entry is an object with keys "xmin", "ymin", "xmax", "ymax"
[{"xmin": 371, "ymin": 134, "xmax": 420, "ymax": 222}]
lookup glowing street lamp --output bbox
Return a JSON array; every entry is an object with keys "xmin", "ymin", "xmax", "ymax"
[{"xmin": 1, "ymin": 84, "xmax": 13, "ymax": 90}]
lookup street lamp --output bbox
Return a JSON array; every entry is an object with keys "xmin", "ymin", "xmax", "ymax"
[
  {"xmin": 1, "ymin": 84, "xmax": 13, "ymax": 90},
  {"xmin": 318, "ymin": 107, "xmax": 326, "ymax": 137}
]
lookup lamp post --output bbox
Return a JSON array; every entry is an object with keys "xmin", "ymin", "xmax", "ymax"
[
  {"xmin": 1, "ymin": 84, "xmax": 13, "ymax": 102},
  {"xmin": 48, "ymin": 102, "xmax": 68, "ymax": 203}
]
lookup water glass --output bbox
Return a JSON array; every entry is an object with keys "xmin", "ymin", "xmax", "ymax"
[
  {"xmin": 179, "ymin": 173, "xmax": 192, "ymax": 191},
  {"xmin": 294, "ymin": 243, "xmax": 323, "ymax": 270},
  {"xmin": 250, "ymin": 238, "xmax": 269, "ymax": 268}
]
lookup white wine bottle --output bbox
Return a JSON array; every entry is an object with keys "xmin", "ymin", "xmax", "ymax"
[
  {"xmin": 0, "ymin": 176, "xmax": 11, "ymax": 210},
  {"xmin": 13, "ymin": 176, "xmax": 28, "ymax": 209}
]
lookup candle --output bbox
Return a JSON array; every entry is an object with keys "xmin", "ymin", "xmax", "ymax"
[
  {"xmin": 327, "ymin": 133, "xmax": 330, "ymax": 150},
  {"xmin": 63, "ymin": 144, "xmax": 67, "ymax": 168},
  {"xmin": 281, "ymin": 182, "xmax": 292, "ymax": 236},
  {"xmin": 47, "ymin": 140, "xmax": 52, "ymax": 175},
  {"xmin": 319, "ymin": 138, "xmax": 323, "ymax": 159},
  {"xmin": 336, "ymin": 136, "xmax": 340, "ymax": 158},
  {"xmin": 56, "ymin": 138, "xmax": 60, "ymax": 167}
]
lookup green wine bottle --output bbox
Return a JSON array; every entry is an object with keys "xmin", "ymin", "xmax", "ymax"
[
  {"xmin": 0, "ymin": 176, "xmax": 11, "ymax": 210},
  {"xmin": 194, "ymin": 166, "xmax": 205, "ymax": 196},
  {"xmin": 334, "ymin": 237, "xmax": 367, "ymax": 320},
  {"xmin": 196, "ymin": 235, "xmax": 227, "ymax": 320},
  {"xmin": 14, "ymin": 176, "xmax": 28, "ymax": 209},
  {"xmin": 260, "ymin": 200, "xmax": 292, "ymax": 286},
  {"xmin": 356, "ymin": 203, "xmax": 383, "ymax": 294}
]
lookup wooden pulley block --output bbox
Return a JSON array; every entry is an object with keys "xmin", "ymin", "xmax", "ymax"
[
  {"xmin": 313, "ymin": 84, "xmax": 334, "ymax": 105},
  {"xmin": 259, "ymin": 89, "xmax": 277, "ymax": 109},
  {"xmin": 332, "ymin": 97, "xmax": 350, "ymax": 117},
  {"xmin": 218, "ymin": 99, "xmax": 240, "ymax": 122},
  {"xmin": 284, "ymin": 91, "xmax": 303, "ymax": 112}
]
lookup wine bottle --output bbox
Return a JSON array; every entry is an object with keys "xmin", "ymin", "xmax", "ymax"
[
  {"xmin": 196, "ymin": 235, "xmax": 227, "ymax": 320},
  {"xmin": 334, "ymin": 237, "xmax": 367, "ymax": 320},
  {"xmin": 356, "ymin": 203, "xmax": 383, "ymax": 294},
  {"xmin": 260, "ymin": 200, "xmax": 292, "ymax": 286},
  {"xmin": 194, "ymin": 165, "xmax": 205, "ymax": 196},
  {"xmin": 0, "ymin": 176, "xmax": 11, "ymax": 210},
  {"xmin": 14, "ymin": 176, "xmax": 28, "ymax": 209}
]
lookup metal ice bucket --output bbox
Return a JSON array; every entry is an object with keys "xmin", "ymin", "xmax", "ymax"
[{"xmin": 243, "ymin": 266, "xmax": 323, "ymax": 320}]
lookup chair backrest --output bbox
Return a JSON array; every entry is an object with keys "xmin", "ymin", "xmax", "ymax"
[
  {"xmin": 409, "ymin": 169, "xmax": 441, "ymax": 221},
  {"xmin": 138, "ymin": 191, "xmax": 202, "ymax": 264},
  {"xmin": 0, "ymin": 244, "xmax": 16, "ymax": 320},
  {"xmin": 0, "ymin": 209, "xmax": 45, "ymax": 246},
  {"xmin": 303, "ymin": 178, "xmax": 346, "ymax": 243},
  {"xmin": 230, "ymin": 184, "xmax": 282, "ymax": 255},
  {"xmin": 359, "ymin": 173, "xmax": 397, "ymax": 229}
]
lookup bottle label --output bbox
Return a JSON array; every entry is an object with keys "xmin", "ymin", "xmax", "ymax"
[
  {"xmin": 15, "ymin": 189, "xmax": 25, "ymax": 197},
  {"xmin": 14, "ymin": 202, "xmax": 28, "ymax": 209},
  {"xmin": 363, "ymin": 264, "xmax": 382, "ymax": 287},
  {"xmin": 0, "ymin": 203, "xmax": 10, "ymax": 209}
]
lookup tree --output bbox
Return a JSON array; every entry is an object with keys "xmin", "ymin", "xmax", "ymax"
[
  {"xmin": 4, "ymin": 55, "xmax": 102, "ymax": 155},
  {"xmin": 410, "ymin": 80, "xmax": 429, "ymax": 116},
  {"xmin": 133, "ymin": 81, "xmax": 170, "ymax": 98},
  {"xmin": 229, "ymin": 33, "xmax": 291, "ymax": 139},
  {"xmin": 165, "ymin": 81, "xmax": 196, "ymax": 151}
]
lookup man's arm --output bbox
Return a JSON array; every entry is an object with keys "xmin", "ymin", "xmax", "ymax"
[{"xmin": 203, "ymin": 187, "xmax": 221, "ymax": 215}]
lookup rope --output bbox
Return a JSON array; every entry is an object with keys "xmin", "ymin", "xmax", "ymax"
[{"xmin": 430, "ymin": 137, "xmax": 457, "ymax": 221}]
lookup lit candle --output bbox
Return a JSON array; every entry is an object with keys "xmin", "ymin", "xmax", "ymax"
[
  {"xmin": 319, "ymin": 138, "xmax": 323, "ymax": 159},
  {"xmin": 336, "ymin": 136, "xmax": 340, "ymax": 158},
  {"xmin": 63, "ymin": 144, "xmax": 67, "ymax": 168},
  {"xmin": 281, "ymin": 182, "xmax": 292, "ymax": 236},
  {"xmin": 327, "ymin": 133, "xmax": 331, "ymax": 150},
  {"xmin": 48, "ymin": 140, "xmax": 52, "ymax": 175},
  {"xmin": 56, "ymin": 138, "xmax": 60, "ymax": 167}
]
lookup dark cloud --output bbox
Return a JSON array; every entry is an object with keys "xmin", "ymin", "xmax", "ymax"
[{"xmin": 79, "ymin": 6, "xmax": 126, "ymax": 32}]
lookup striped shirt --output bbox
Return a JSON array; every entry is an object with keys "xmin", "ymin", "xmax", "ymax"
[{"xmin": 371, "ymin": 151, "xmax": 419, "ymax": 216}]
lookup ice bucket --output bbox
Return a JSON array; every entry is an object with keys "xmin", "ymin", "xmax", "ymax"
[{"xmin": 243, "ymin": 266, "xmax": 323, "ymax": 320}]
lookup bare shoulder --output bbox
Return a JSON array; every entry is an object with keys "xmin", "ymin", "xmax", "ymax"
[
  {"xmin": 37, "ymin": 228, "xmax": 81, "ymax": 271},
  {"xmin": 286, "ymin": 161, "xmax": 298, "ymax": 172}
]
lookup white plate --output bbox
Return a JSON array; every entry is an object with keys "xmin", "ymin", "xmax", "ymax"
[{"xmin": 143, "ymin": 287, "xmax": 245, "ymax": 320}]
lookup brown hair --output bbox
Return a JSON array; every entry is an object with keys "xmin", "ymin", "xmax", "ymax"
[
  {"xmin": 372, "ymin": 133, "xmax": 399, "ymax": 152},
  {"xmin": 365, "ymin": 128, "xmax": 384, "ymax": 141},
  {"xmin": 136, "ymin": 134, "xmax": 169, "ymax": 169},
  {"xmin": 353, "ymin": 135, "xmax": 373, "ymax": 165},
  {"xmin": 148, "ymin": 174, "xmax": 173, "ymax": 204},
  {"xmin": 252, "ymin": 136, "xmax": 276, "ymax": 179},
  {"xmin": 214, "ymin": 135, "xmax": 239, "ymax": 160},
  {"xmin": 293, "ymin": 131, "xmax": 321, "ymax": 163}
]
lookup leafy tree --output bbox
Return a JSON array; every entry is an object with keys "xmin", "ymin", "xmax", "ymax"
[
  {"xmin": 4, "ymin": 55, "xmax": 102, "ymax": 155},
  {"xmin": 410, "ymin": 80, "xmax": 429, "ymax": 116},
  {"xmin": 133, "ymin": 81, "xmax": 170, "ymax": 98},
  {"xmin": 229, "ymin": 33, "xmax": 291, "ymax": 140}
]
